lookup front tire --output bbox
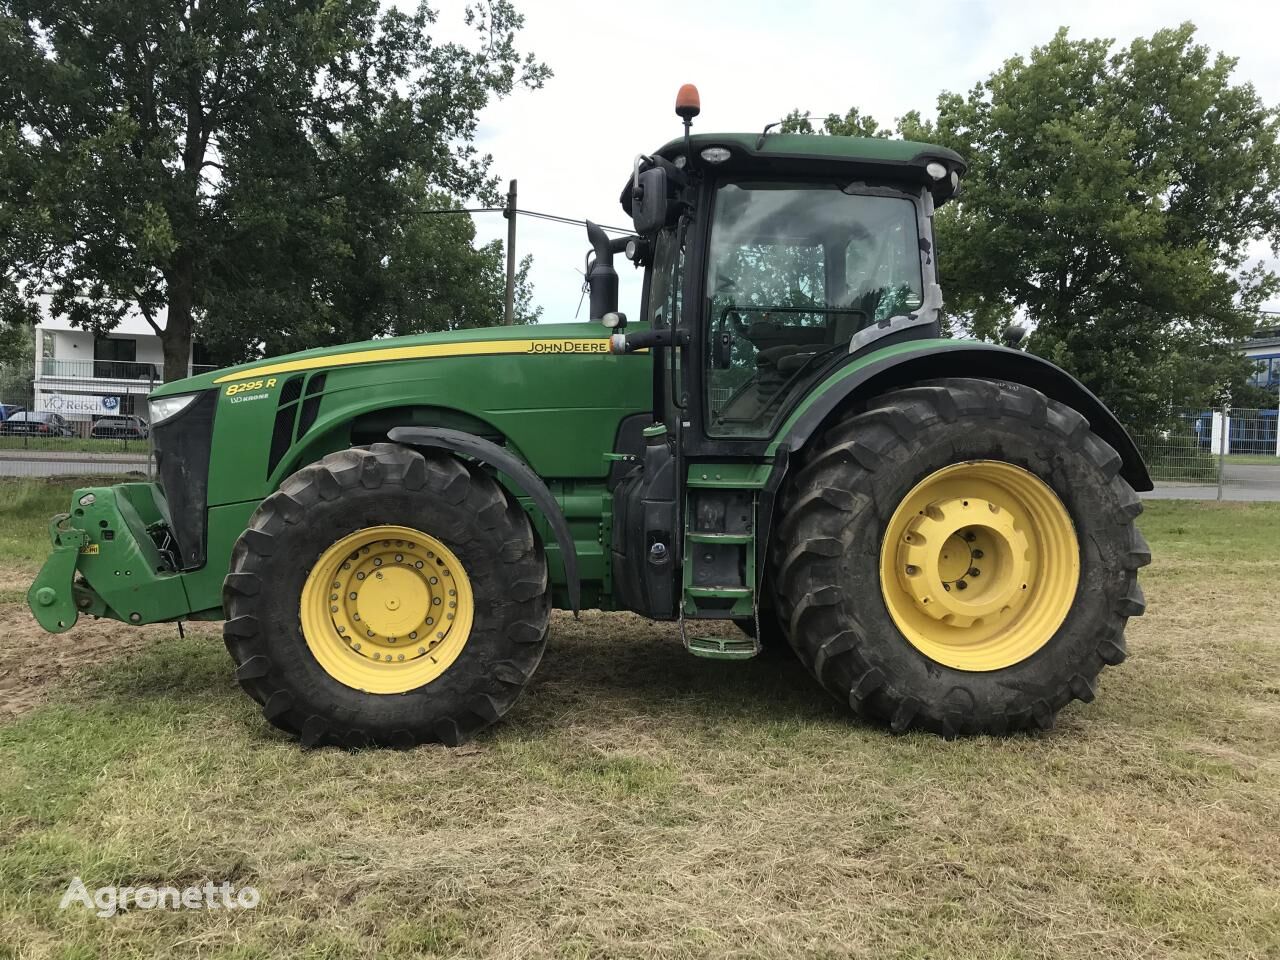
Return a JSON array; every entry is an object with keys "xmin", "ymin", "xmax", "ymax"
[
  {"xmin": 223, "ymin": 443, "xmax": 550, "ymax": 747},
  {"xmin": 773, "ymin": 378, "xmax": 1150, "ymax": 736}
]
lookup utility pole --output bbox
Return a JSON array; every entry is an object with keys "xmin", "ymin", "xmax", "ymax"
[{"xmin": 503, "ymin": 179, "xmax": 517, "ymax": 325}]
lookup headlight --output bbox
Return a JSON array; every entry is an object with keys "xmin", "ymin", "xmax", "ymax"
[{"xmin": 149, "ymin": 393, "xmax": 198, "ymax": 425}]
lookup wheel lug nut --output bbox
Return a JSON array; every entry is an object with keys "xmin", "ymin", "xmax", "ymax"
[
  {"xmin": 972, "ymin": 549, "xmax": 984, "ymax": 559},
  {"xmin": 969, "ymin": 568, "xmax": 981, "ymax": 578},
  {"xmin": 956, "ymin": 580, "xmax": 968, "ymax": 590}
]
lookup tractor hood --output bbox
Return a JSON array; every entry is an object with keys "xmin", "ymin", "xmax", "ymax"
[
  {"xmin": 150, "ymin": 323, "xmax": 621, "ymax": 398},
  {"xmin": 147, "ymin": 319, "xmax": 652, "ymax": 531}
]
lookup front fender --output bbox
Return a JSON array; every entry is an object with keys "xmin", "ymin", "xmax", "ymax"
[
  {"xmin": 386, "ymin": 427, "xmax": 581, "ymax": 613},
  {"xmin": 770, "ymin": 340, "xmax": 1151, "ymax": 491}
]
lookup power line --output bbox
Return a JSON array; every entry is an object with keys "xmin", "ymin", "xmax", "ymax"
[{"xmin": 413, "ymin": 206, "xmax": 633, "ymax": 235}]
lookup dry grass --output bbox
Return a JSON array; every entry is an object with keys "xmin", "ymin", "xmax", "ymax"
[{"xmin": 0, "ymin": 499, "xmax": 1277, "ymax": 959}]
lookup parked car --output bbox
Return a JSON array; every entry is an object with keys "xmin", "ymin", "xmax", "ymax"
[
  {"xmin": 90, "ymin": 415, "xmax": 150, "ymax": 440},
  {"xmin": 0, "ymin": 404, "xmax": 25, "ymax": 421},
  {"xmin": 0, "ymin": 411, "xmax": 74, "ymax": 437}
]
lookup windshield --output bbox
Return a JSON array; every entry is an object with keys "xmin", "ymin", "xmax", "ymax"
[{"xmin": 704, "ymin": 182, "xmax": 924, "ymax": 438}]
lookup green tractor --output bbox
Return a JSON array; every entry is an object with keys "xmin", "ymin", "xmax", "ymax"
[{"xmin": 28, "ymin": 86, "xmax": 1150, "ymax": 747}]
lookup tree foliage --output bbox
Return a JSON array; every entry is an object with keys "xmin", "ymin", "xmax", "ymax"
[
  {"xmin": 791, "ymin": 24, "xmax": 1280, "ymax": 431},
  {"xmin": 780, "ymin": 106, "xmax": 889, "ymax": 139},
  {"xmin": 0, "ymin": 0, "xmax": 548, "ymax": 380}
]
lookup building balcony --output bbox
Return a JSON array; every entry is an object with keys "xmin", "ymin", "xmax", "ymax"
[{"xmin": 36, "ymin": 359, "xmax": 217, "ymax": 384}]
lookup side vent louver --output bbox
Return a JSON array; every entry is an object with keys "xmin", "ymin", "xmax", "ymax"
[
  {"xmin": 296, "ymin": 373, "xmax": 327, "ymax": 438},
  {"xmin": 266, "ymin": 375, "xmax": 305, "ymax": 478},
  {"xmin": 265, "ymin": 372, "xmax": 329, "ymax": 480}
]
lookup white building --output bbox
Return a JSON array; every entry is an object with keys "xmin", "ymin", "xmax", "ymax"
[{"xmin": 33, "ymin": 300, "xmax": 210, "ymax": 426}]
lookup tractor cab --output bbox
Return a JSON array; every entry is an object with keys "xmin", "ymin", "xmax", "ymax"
[
  {"xmin": 589, "ymin": 86, "xmax": 970, "ymax": 654},
  {"xmin": 590, "ymin": 85, "xmax": 964, "ymax": 460}
]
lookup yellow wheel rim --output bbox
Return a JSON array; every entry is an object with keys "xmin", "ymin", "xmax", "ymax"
[
  {"xmin": 879, "ymin": 461, "xmax": 1079, "ymax": 672},
  {"xmin": 300, "ymin": 524, "xmax": 475, "ymax": 694}
]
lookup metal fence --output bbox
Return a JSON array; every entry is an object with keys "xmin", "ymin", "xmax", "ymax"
[
  {"xmin": 0, "ymin": 357, "xmax": 215, "ymax": 479},
  {"xmin": 0, "ymin": 399, "xmax": 153, "ymax": 478},
  {"xmin": 0, "ymin": 357, "xmax": 155, "ymax": 479},
  {"xmin": 1133, "ymin": 406, "xmax": 1280, "ymax": 501}
]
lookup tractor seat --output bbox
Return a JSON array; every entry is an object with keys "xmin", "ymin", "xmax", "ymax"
[
  {"xmin": 775, "ymin": 350, "xmax": 823, "ymax": 374},
  {"xmin": 748, "ymin": 321, "xmax": 829, "ymax": 375},
  {"xmin": 757, "ymin": 344, "xmax": 815, "ymax": 367}
]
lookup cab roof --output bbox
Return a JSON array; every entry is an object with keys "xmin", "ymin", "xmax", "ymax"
[{"xmin": 654, "ymin": 132, "xmax": 965, "ymax": 197}]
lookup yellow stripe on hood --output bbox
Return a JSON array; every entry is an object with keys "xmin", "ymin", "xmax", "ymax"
[{"xmin": 213, "ymin": 338, "xmax": 622, "ymax": 383}]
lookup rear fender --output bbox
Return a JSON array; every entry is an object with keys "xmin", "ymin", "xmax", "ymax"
[{"xmin": 757, "ymin": 341, "xmax": 1152, "ymax": 573}]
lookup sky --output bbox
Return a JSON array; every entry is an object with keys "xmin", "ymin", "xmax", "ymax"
[{"xmin": 421, "ymin": 0, "xmax": 1280, "ymax": 324}]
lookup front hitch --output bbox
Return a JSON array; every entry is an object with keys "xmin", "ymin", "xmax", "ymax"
[{"xmin": 27, "ymin": 514, "xmax": 91, "ymax": 633}]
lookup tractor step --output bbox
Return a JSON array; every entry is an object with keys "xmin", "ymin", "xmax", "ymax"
[
  {"xmin": 686, "ymin": 585, "xmax": 753, "ymax": 598},
  {"xmin": 685, "ymin": 531, "xmax": 753, "ymax": 544},
  {"xmin": 684, "ymin": 633, "xmax": 761, "ymax": 660}
]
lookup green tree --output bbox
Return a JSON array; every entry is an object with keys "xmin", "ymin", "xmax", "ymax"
[
  {"xmin": 791, "ymin": 24, "xmax": 1280, "ymax": 431},
  {"xmin": 196, "ymin": 186, "xmax": 541, "ymax": 366},
  {"xmin": 780, "ymin": 106, "xmax": 890, "ymax": 138},
  {"xmin": 0, "ymin": 0, "xmax": 548, "ymax": 381}
]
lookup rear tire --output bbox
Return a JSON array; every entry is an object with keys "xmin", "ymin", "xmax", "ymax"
[
  {"xmin": 772, "ymin": 378, "xmax": 1150, "ymax": 736},
  {"xmin": 223, "ymin": 443, "xmax": 550, "ymax": 747}
]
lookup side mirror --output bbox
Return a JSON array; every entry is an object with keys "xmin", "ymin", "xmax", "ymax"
[{"xmin": 631, "ymin": 165, "xmax": 671, "ymax": 235}]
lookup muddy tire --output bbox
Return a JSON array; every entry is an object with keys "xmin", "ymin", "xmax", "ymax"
[
  {"xmin": 223, "ymin": 443, "xmax": 550, "ymax": 748},
  {"xmin": 772, "ymin": 378, "xmax": 1150, "ymax": 736}
]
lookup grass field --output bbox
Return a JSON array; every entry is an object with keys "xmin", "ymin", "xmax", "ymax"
[
  {"xmin": 0, "ymin": 482, "xmax": 1277, "ymax": 959},
  {"xmin": 1225, "ymin": 453, "xmax": 1280, "ymax": 466},
  {"xmin": 0, "ymin": 437, "xmax": 149, "ymax": 455}
]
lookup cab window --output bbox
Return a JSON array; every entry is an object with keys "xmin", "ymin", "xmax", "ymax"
[{"xmin": 704, "ymin": 182, "xmax": 923, "ymax": 438}]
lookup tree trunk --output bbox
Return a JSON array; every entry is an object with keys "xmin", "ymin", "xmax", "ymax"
[{"xmin": 161, "ymin": 250, "xmax": 195, "ymax": 382}]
